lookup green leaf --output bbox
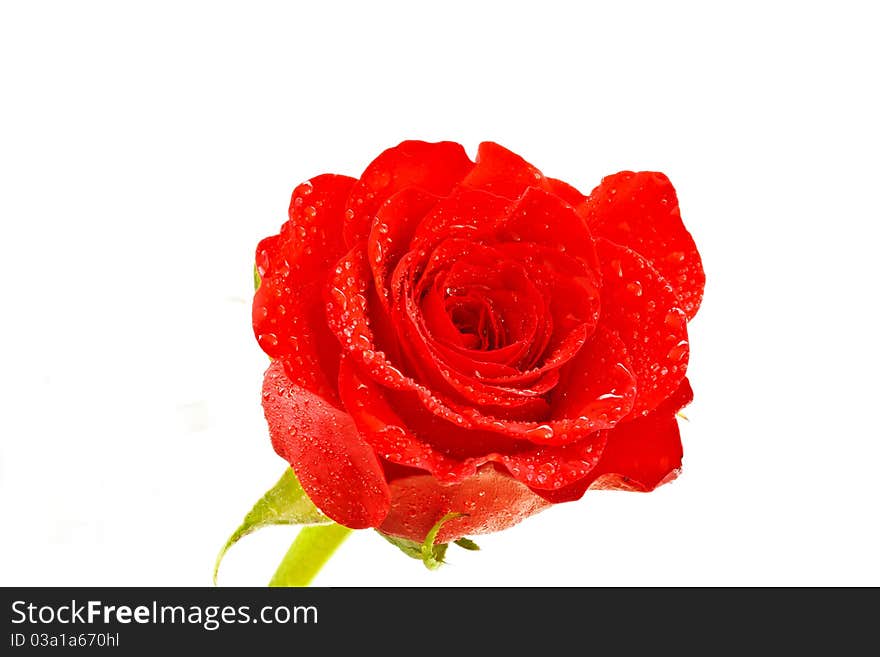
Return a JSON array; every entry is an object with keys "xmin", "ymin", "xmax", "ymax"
[
  {"xmin": 269, "ymin": 524, "xmax": 352, "ymax": 587},
  {"xmin": 253, "ymin": 264, "xmax": 261, "ymax": 291},
  {"xmin": 214, "ymin": 468, "xmax": 330, "ymax": 584},
  {"xmin": 377, "ymin": 512, "xmax": 471, "ymax": 571}
]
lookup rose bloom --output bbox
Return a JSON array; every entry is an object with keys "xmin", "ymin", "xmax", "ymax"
[{"xmin": 254, "ymin": 141, "xmax": 704, "ymax": 543}]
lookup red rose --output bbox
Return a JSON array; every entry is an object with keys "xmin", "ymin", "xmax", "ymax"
[{"xmin": 254, "ymin": 141, "xmax": 704, "ymax": 544}]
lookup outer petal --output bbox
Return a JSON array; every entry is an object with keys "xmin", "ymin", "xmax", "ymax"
[
  {"xmin": 546, "ymin": 176, "xmax": 588, "ymax": 207},
  {"xmin": 343, "ymin": 140, "xmax": 473, "ymax": 246},
  {"xmin": 589, "ymin": 378, "xmax": 692, "ymax": 491},
  {"xmin": 261, "ymin": 359, "xmax": 391, "ymax": 529},
  {"xmin": 582, "ymin": 171, "xmax": 704, "ymax": 319},
  {"xmin": 538, "ymin": 379, "xmax": 693, "ymax": 503},
  {"xmin": 497, "ymin": 433, "xmax": 608, "ymax": 491},
  {"xmin": 253, "ymin": 174, "xmax": 356, "ymax": 403},
  {"xmin": 460, "ymin": 141, "xmax": 553, "ymax": 199},
  {"xmin": 596, "ymin": 238, "xmax": 690, "ymax": 417},
  {"xmin": 379, "ymin": 465, "xmax": 550, "ymax": 543}
]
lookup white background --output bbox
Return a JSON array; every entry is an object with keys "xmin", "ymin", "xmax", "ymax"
[{"xmin": 2, "ymin": 1, "xmax": 878, "ymax": 587}]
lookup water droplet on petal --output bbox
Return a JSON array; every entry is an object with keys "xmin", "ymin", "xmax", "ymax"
[
  {"xmin": 665, "ymin": 309, "xmax": 685, "ymax": 330},
  {"xmin": 627, "ymin": 281, "xmax": 643, "ymax": 297},
  {"xmin": 329, "ymin": 287, "xmax": 348, "ymax": 310},
  {"xmin": 256, "ymin": 249, "xmax": 270, "ymax": 276},
  {"xmin": 525, "ymin": 424, "xmax": 554, "ymax": 441},
  {"xmin": 667, "ymin": 340, "xmax": 689, "ymax": 362}
]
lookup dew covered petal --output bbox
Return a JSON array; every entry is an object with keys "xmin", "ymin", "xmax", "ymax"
[
  {"xmin": 337, "ymin": 356, "xmax": 478, "ymax": 483},
  {"xmin": 497, "ymin": 430, "xmax": 609, "ymax": 491},
  {"xmin": 460, "ymin": 141, "xmax": 552, "ymax": 199},
  {"xmin": 344, "ymin": 140, "xmax": 473, "ymax": 247},
  {"xmin": 538, "ymin": 378, "xmax": 693, "ymax": 502},
  {"xmin": 596, "ymin": 238, "xmax": 690, "ymax": 417},
  {"xmin": 588, "ymin": 377, "xmax": 692, "ymax": 491},
  {"xmin": 582, "ymin": 171, "xmax": 704, "ymax": 319},
  {"xmin": 546, "ymin": 176, "xmax": 588, "ymax": 207},
  {"xmin": 500, "ymin": 186, "xmax": 601, "ymax": 274},
  {"xmin": 253, "ymin": 174, "xmax": 356, "ymax": 403},
  {"xmin": 261, "ymin": 359, "xmax": 391, "ymax": 529},
  {"xmin": 551, "ymin": 325, "xmax": 638, "ymax": 423},
  {"xmin": 367, "ymin": 187, "xmax": 440, "ymax": 314},
  {"xmin": 409, "ymin": 186, "xmax": 514, "ymax": 255}
]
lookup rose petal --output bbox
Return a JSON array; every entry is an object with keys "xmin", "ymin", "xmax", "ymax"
[
  {"xmin": 379, "ymin": 465, "xmax": 551, "ymax": 543},
  {"xmin": 582, "ymin": 171, "xmax": 704, "ymax": 319},
  {"xmin": 420, "ymin": 279, "xmax": 486, "ymax": 351},
  {"xmin": 341, "ymin": 356, "xmax": 588, "ymax": 491},
  {"xmin": 379, "ymin": 378, "xmax": 613, "ymax": 485},
  {"xmin": 324, "ymin": 245, "xmax": 475, "ymax": 437},
  {"xmin": 497, "ymin": 429, "xmax": 609, "ymax": 491},
  {"xmin": 369, "ymin": 358, "xmax": 618, "ymax": 476},
  {"xmin": 261, "ymin": 359, "xmax": 391, "ymax": 529},
  {"xmin": 367, "ymin": 187, "xmax": 440, "ymax": 314},
  {"xmin": 325, "ymin": 244, "xmax": 375, "ymax": 359},
  {"xmin": 500, "ymin": 187, "xmax": 601, "ymax": 275},
  {"xmin": 546, "ymin": 176, "xmax": 588, "ymax": 207},
  {"xmin": 551, "ymin": 325, "xmax": 638, "ymax": 422},
  {"xmin": 337, "ymin": 356, "xmax": 478, "ymax": 483},
  {"xmin": 589, "ymin": 377, "xmax": 692, "ymax": 490},
  {"xmin": 596, "ymin": 238, "xmax": 690, "ymax": 417},
  {"xmin": 253, "ymin": 174, "xmax": 356, "ymax": 403},
  {"xmin": 537, "ymin": 379, "xmax": 694, "ymax": 502},
  {"xmin": 496, "ymin": 241, "xmax": 600, "ymax": 371},
  {"xmin": 460, "ymin": 141, "xmax": 552, "ymax": 199},
  {"xmin": 324, "ymin": 244, "xmax": 433, "ymax": 396},
  {"xmin": 344, "ymin": 140, "xmax": 473, "ymax": 247},
  {"xmin": 410, "ymin": 186, "xmax": 514, "ymax": 255}
]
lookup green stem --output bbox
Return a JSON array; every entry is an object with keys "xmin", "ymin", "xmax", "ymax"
[{"xmin": 269, "ymin": 524, "xmax": 352, "ymax": 587}]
